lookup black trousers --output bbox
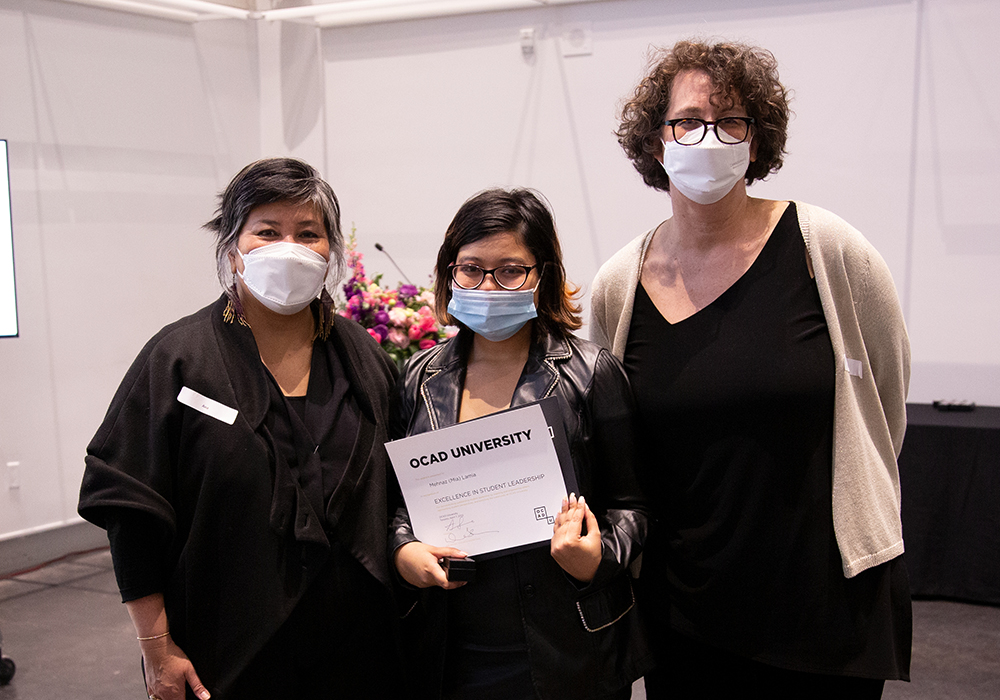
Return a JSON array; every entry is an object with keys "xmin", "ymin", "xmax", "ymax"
[
  {"xmin": 643, "ymin": 630, "xmax": 885, "ymax": 700},
  {"xmin": 227, "ymin": 541, "xmax": 404, "ymax": 699}
]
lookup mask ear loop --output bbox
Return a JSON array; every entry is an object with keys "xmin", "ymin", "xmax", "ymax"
[
  {"xmin": 235, "ymin": 248, "xmax": 248, "ymax": 284},
  {"xmin": 523, "ymin": 261, "xmax": 545, "ymax": 294}
]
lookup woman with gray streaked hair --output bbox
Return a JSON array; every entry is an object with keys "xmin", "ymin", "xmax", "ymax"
[
  {"xmin": 79, "ymin": 158, "xmax": 405, "ymax": 700},
  {"xmin": 208, "ymin": 157, "xmax": 345, "ymax": 328}
]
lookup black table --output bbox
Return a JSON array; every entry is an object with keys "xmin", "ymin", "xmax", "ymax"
[{"xmin": 899, "ymin": 403, "xmax": 1000, "ymax": 604}]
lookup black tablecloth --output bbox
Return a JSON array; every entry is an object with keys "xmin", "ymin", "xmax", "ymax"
[{"xmin": 899, "ymin": 404, "xmax": 1000, "ymax": 604}]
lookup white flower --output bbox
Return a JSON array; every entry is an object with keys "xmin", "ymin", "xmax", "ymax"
[{"xmin": 388, "ymin": 306, "xmax": 410, "ymax": 325}]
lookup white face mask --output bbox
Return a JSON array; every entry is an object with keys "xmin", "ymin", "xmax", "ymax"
[
  {"xmin": 237, "ymin": 241, "xmax": 329, "ymax": 315},
  {"xmin": 661, "ymin": 130, "xmax": 751, "ymax": 205}
]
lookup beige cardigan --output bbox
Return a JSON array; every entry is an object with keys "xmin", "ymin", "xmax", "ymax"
[{"xmin": 590, "ymin": 201, "xmax": 910, "ymax": 578}]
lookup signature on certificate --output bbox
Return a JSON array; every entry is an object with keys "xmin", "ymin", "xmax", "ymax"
[{"xmin": 441, "ymin": 513, "xmax": 499, "ymax": 543}]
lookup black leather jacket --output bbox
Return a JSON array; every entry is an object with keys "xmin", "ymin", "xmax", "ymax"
[{"xmin": 390, "ymin": 329, "xmax": 652, "ymax": 699}]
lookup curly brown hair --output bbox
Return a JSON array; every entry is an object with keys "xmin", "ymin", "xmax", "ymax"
[{"xmin": 617, "ymin": 39, "xmax": 791, "ymax": 192}]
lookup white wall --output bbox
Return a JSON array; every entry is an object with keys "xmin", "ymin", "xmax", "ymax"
[
  {"xmin": 0, "ymin": 0, "xmax": 997, "ymax": 543},
  {"xmin": 904, "ymin": 0, "xmax": 1000, "ymax": 402},
  {"xmin": 322, "ymin": 0, "xmax": 1000, "ymax": 404},
  {"xmin": 0, "ymin": 0, "xmax": 259, "ymax": 541}
]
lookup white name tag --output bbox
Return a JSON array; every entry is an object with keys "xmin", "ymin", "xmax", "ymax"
[
  {"xmin": 844, "ymin": 357, "xmax": 863, "ymax": 378},
  {"xmin": 177, "ymin": 386, "xmax": 238, "ymax": 425}
]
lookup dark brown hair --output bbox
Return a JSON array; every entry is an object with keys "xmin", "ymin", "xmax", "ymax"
[
  {"xmin": 617, "ymin": 39, "xmax": 791, "ymax": 192},
  {"xmin": 433, "ymin": 188, "xmax": 582, "ymax": 338}
]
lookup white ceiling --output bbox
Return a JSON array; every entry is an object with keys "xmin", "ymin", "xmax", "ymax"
[{"xmin": 56, "ymin": 0, "xmax": 611, "ymax": 26}]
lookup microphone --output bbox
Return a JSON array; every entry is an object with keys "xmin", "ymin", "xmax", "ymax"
[{"xmin": 374, "ymin": 242, "xmax": 414, "ymax": 285}]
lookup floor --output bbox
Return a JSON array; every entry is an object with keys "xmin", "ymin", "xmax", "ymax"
[
  {"xmin": 0, "ymin": 549, "xmax": 998, "ymax": 699},
  {"xmin": 0, "ymin": 549, "xmax": 145, "ymax": 699}
]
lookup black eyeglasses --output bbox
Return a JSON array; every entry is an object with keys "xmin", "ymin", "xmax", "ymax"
[
  {"xmin": 449, "ymin": 263, "xmax": 538, "ymax": 290},
  {"xmin": 663, "ymin": 117, "xmax": 755, "ymax": 145}
]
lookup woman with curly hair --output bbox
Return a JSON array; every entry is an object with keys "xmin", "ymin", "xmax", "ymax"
[{"xmin": 591, "ymin": 40, "xmax": 912, "ymax": 698}]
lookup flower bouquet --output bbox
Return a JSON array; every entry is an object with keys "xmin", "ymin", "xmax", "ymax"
[{"xmin": 339, "ymin": 231, "xmax": 456, "ymax": 370}]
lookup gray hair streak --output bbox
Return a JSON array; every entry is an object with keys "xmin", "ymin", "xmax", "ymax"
[{"xmin": 205, "ymin": 157, "xmax": 345, "ymax": 296}]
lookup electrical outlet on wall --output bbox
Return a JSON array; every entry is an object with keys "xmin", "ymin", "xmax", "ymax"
[
  {"xmin": 520, "ymin": 27, "xmax": 535, "ymax": 58},
  {"xmin": 559, "ymin": 23, "xmax": 593, "ymax": 58},
  {"xmin": 7, "ymin": 461, "xmax": 20, "ymax": 490}
]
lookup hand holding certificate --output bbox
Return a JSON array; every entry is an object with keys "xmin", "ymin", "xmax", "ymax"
[
  {"xmin": 387, "ymin": 397, "xmax": 577, "ymax": 558},
  {"xmin": 550, "ymin": 492, "xmax": 602, "ymax": 582}
]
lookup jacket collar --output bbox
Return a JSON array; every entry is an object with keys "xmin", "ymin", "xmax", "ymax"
[
  {"xmin": 419, "ymin": 328, "xmax": 573, "ymax": 431},
  {"xmin": 210, "ymin": 296, "xmax": 393, "ymax": 553},
  {"xmin": 209, "ymin": 296, "xmax": 383, "ymax": 431},
  {"xmin": 328, "ymin": 314, "xmax": 381, "ymax": 422},
  {"xmin": 210, "ymin": 295, "xmax": 271, "ymax": 430}
]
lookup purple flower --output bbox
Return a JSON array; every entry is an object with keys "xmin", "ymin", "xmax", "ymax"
[
  {"xmin": 372, "ymin": 324, "xmax": 389, "ymax": 343},
  {"xmin": 400, "ymin": 284, "xmax": 419, "ymax": 298},
  {"xmin": 374, "ymin": 310, "xmax": 390, "ymax": 325}
]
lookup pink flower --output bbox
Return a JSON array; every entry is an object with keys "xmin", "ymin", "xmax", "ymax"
[
  {"xmin": 341, "ymin": 230, "xmax": 452, "ymax": 356},
  {"xmin": 388, "ymin": 327, "xmax": 410, "ymax": 349}
]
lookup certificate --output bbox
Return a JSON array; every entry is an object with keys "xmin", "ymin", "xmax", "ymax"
[{"xmin": 387, "ymin": 397, "xmax": 577, "ymax": 558}]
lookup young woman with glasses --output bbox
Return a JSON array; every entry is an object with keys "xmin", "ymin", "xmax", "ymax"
[
  {"xmin": 390, "ymin": 188, "xmax": 652, "ymax": 700},
  {"xmin": 591, "ymin": 40, "xmax": 912, "ymax": 698}
]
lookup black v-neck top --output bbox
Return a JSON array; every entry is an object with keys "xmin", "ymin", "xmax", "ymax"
[{"xmin": 623, "ymin": 203, "xmax": 910, "ymax": 678}]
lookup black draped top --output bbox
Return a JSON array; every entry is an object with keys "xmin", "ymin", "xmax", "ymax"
[
  {"xmin": 79, "ymin": 295, "xmax": 401, "ymax": 696},
  {"xmin": 266, "ymin": 338, "xmax": 360, "ymax": 533},
  {"xmin": 623, "ymin": 203, "xmax": 910, "ymax": 679},
  {"xmin": 106, "ymin": 324, "xmax": 360, "ymax": 602}
]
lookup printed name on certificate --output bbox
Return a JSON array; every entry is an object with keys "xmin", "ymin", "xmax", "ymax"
[{"xmin": 387, "ymin": 402, "xmax": 569, "ymax": 557}]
